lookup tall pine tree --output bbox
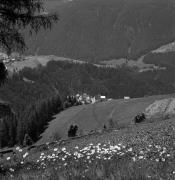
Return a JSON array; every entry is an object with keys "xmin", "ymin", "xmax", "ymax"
[{"xmin": 0, "ymin": 0, "xmax": 58, "ymax": 84}]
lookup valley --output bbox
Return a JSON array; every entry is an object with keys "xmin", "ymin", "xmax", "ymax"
[
  {"xmin": 1, "ymin": 0, "xmax": 175, "ymax": 179},
  {"xmin": 3, "ymin": 39, "xmax": 175, "ymax": 74},
  {"xmin": 24, "ymin": 0, "xmax": 175, "ymax": 62}
]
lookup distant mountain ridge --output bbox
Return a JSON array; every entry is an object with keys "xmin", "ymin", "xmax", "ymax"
[
  {"xmin": 4, "ymin": 40, "xmax": 175, "ymax": 74},
  {"xmin": 24, "ymin": 0, "xmax": 175, "ymax": 62}
]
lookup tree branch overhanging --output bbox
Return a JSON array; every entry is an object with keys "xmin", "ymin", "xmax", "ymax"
[{"xmin": 0, "ymin": 0, "xmax": 59, "ymax": 53}]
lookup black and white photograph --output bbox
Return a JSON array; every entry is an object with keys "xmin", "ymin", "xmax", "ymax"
[{"xmin": 1, "ymin": 0, "xmax": 175, "ymax": 179}]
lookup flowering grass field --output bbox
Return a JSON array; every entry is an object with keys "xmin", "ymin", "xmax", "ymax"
[{"xmin": 1, "ymin": 118, "xmax": 175, "ymax": 179}]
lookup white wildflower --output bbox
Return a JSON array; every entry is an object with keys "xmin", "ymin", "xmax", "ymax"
[
  {"xmin": 162, "ymin": 158, "xmax": 165, "ymax": 162},
  {"xmin": 23, "ymin": 152, "xmax": 29, "ymax": 158},
  {"xmin": 62, "ymin": 147, "xmax": 66, "ymax": 151},
  {"xmin": 132, "ymin": 157, "xmax": 136, "ymax": 162},
  {"xmin": 138, "ymin": 156, "xmax": 144, "ymax": 159},
  {"xmin": 75, "ymin": 146, "xmax": 79, "ymax": 149},
  {"xmin": 9, "ymin": 168, "xmax": 14, "ymax": 172},
  {"xmin": 128, "ymin": 148, "xmax": 132, "ymax": 152},
  {"xmin": 54, "ymin": 148, "xmax": 58, "ymax": 152},
  {"xmin": 16, "ymin": 146, "xmax": 20, "ymax": 151}
]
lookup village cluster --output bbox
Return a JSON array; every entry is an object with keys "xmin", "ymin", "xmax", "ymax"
[
  {"xmin": 0, "ymin": 53, "xmax": 24, "ymax": 64},
  {"xmin": 64, "ymin": 93, "xmax": 108, "ymax": 108},
  {"xmin": 64, "ymin": 93, "xmax": 130, "ymax": 108},
  {"xmin": 74, "ymin": 93, "xmax": 108, "ymax": 104}
]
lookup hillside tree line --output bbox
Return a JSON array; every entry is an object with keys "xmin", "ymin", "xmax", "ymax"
[{"xmin": 0, "ymin": 60, "xmax": 175, "ymax": 147}]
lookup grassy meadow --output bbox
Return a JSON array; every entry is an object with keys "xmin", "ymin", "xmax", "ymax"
[
  {"xmin": 38, "ymin": 94, "xmax": 175, "ymax": 144},
  {"xmin": 1, "ymin": 116, "xmax": 175, "ymax": 179}
]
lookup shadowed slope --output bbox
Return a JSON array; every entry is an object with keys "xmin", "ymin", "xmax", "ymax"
[{"xmin": 25, "ymin": 0, "xmax": 175, "ymax": 62}]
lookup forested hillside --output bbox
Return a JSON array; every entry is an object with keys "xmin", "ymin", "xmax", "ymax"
[
  {"xmin": 0, "ymin": 61, "xmax": 175, "ymax": 148},
  {"xmin": 25, "ymin": 0, "xmax": 175, "ymax": 62}
]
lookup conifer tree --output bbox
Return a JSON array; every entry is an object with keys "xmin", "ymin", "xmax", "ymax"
[
  {"xmin": 0, "ymin": 62, "xmax": 7, "ymax": 86},
  {"xmin": 0, "ymin": 119, "xmax": 8, "ymax": 147},
  {"xmin": 0, "ymin": 0, "xmax": 58, "ymax": 84}
]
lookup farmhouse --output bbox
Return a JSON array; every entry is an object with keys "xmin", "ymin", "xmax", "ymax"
[
  {"xmin": 101, "ymin": 96, "xmax": 106, "ymax": 99},
  {"xmin": 94, "ymin": 95, "xmax": 107, "ymax": 102},
  {"xmin": 124, "ymin": 96, "xmax": 130, "ymax": 100},
  {"xmin": 100, "ymin": 95, "xmax": 106, "ymax": 101}
]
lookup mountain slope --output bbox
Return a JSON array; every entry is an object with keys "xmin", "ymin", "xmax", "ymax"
[
  {"xmin": 24, "ymin": 0, "xmax": 175, "ymax": 62},
  {"xmin": 37, "ymin": 94, "xmax": 175, "ymax": 145},
  {"xmin": 2, "ymin": 112, "xmax": 175, "ymax": 179}
]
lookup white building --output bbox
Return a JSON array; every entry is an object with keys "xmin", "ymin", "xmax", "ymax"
[
  {"xmin": 124, "ymin": 96, "xmax": 130, "ymax": 100},
  {"xmin": 100, "ymin": 96, "xmax": 106, "ymax": 99}
]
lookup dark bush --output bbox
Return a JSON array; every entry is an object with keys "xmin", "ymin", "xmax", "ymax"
[
  {"xmin": 68, "ymin": 125, "xmax": 78, "ymax": 137},
  {"xmin": 134, "ymin": 113, "xmax": 146, "ymax": 123}
]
